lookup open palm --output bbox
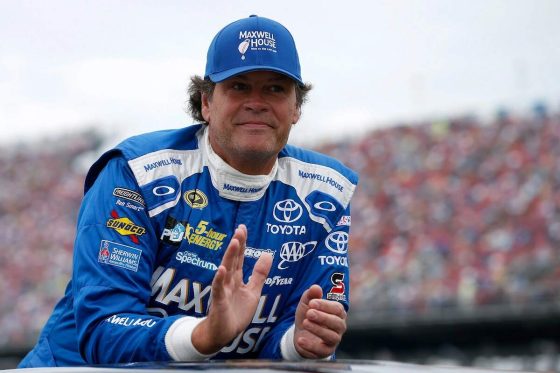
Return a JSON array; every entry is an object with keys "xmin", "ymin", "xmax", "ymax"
[{"xmin": 192, "ymin": 224, "xmax": 272, "ymax": 354}]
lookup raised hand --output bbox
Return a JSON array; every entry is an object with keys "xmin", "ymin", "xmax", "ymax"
[
  {"xmin": 293, "ymin": 284, "xmax": 347, "ymax": 359},
  {"xmin": 191, "ymin": 224, "xmax": 273, "ymax": 354}
]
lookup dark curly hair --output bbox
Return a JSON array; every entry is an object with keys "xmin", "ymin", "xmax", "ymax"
[{"xmin": 186, "ymin": 75, "xmax": 313, "ymax": 123}]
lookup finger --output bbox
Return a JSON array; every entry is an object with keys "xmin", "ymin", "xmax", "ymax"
[
  {"xmin": 302, "ymin": 320, "xmax": 341, "ymax": 348},
  {"xmin": 295, "ymin": 334, "xmax": 334, "ymax": 359},
  {"xmin": 220, "ymin": 227, "xmax": 244, "ymax": 280},
  {"xmin": 222, "ymin": 224, "xmax": 247, "ymax": 270},
  {"xmin": 235, "ymin": 224, "xmax": 247, "ymax": 272},
  {"xmin": 306, "ymin": 305, "xmax": 347, "ymax": 336},
  {"xmin": 210, "ymin": 265, "xmax": 227, "ymax": 300},
  {"xmin": 295, "ymin": 339, "xmax": 321, "ymax": 359},
  {"xmin": 296, "ymin": 285, "xmax": 320, "ymax": 326},
  {"xmin": 248, "ymin": 253, "xmax": 273, "ymax": 292},
  {"xmin": 309, "ymin": 298, "xmax": 347, "ymax": 320},
  {"xmin": 300, "ymin": 284, "xmax": 323, "ymax": 308},
  {"xmin": 302, "ymin": 316, "xmax": 344, "ymax": 346}
]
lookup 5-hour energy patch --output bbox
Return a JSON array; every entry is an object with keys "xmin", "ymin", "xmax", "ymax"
[{"xmin": 186, "ymin": 220, "xmax": 227, "ymax": 251}]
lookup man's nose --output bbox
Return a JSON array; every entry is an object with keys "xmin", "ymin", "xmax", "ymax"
[{"xmin": 244, "ymin": 90, "xmax": 268, "ymax": 112}]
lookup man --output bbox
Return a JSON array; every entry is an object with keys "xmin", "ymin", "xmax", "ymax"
[{"xmin": 19, "ymin": 15, "xmax": 358, "ymax": 367}]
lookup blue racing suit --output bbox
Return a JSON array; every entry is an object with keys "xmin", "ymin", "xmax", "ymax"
[{"xmin": 19, "ymin": 124, "xmax": 358, "ymax": 367}]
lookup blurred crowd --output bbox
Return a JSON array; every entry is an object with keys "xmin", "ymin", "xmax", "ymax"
[
  {"xmin": 317, "ymin": 105, "xmax": 560, "ymax": 317},
  {"xmin": 1, "ymin": 107, "xmax": 559, "ymax": 351},
  {"xmin": 0, "ymin": 131, "xmax": 102, "ymax": 350}
]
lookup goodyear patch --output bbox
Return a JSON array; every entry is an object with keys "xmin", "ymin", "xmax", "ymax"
[{"xmin": 98, "ymin": 240, "xmax": 142, "ymax": 272}]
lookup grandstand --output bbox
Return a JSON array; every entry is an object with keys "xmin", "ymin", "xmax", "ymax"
[
  {"xmin": 325, "ymin": 106, "xmax": 560, "ymax": 317},
  {"xmin": 0, "ymin": 130, "xmax": 103, "ymax": 365},
  {"xmin": 1, "ymin": 107, "xmax": 559, "ymax": 371},
  {"xmin": 321, "ymin": 105, "xmax": 560, "ymax": 371}
]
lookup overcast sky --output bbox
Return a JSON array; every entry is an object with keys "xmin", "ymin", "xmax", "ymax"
[{"xmin": 1, "ymin": 0, "xmax": 559, "ymax": 147}]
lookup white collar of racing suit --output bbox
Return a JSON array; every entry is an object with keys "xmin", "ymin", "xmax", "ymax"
[{"xmin": 202, "ymin": 125, "xmax": 278, "ymax": 202}]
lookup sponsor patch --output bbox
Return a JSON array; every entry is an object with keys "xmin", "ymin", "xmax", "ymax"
[
  {"xmin": 265, "ymin": 276, "xmax": 293, "ymax": 286},
  {"xmin": 184, "ymin": 189, "xmax": 208, "ymax": 209},
  {"xmin": 327, "ymin": 272, "xmax": 346, "ymax": 301},
  {"xmin": 116, "ymin": 198, "xmax": 144, "ymax": 212},
  {"xmin": 105, "ymin": 315, "xmax": 155, "ymax": 328},
  {"xmin": 113, "ymin": 187, "xmax": 145, "ymax": 206},
  {"xmin": 176, "ymin": 251, "xmax": 218, "ymax": 271},
  {"xmin": 298, "ymin": 170, "xmax": 343, "ymax": 192},
  {"xmin": 337, "ymin": 215, "xmax": 351, "ymax": 226},
  {"xmin": 161, "ymin": 216, "xmax": 191, "ymax": 246},
  {"xmin": 267, "ymin": 199, "xmax": 306, "ymax": 235},
  {"xmin": 106, "ymin": 210, "xmax": 146, "ymax": 244},
  {"xmin": 223, "ymin": 183, "xmax": 263, "ymax": 194},
  {"xmin": 151, "ymin": 267, "xmax": 212, "ymax": 314},
  {"xmin": 237, "ymin": 30, "xmax": 277, "ymax": 61},
  {"xmin": 273, "ymin": 199, "xmax": 303, "ymax": 223},
  {"xmin": 278, "ymin": 241, "xmax": 317, "ymax": 270},
  {"xmin": 245, "ymin": 247, "xmax": 275, "ymax": 260},
  {"xmin": 143, "ymin": 156, "xmax": 182, "ymax": 172},
  {"xmin": 98, "ymin": 240, "xmax": 142, "ymax": 272},
  {"xmin": 325, "ymin": 231, "xmax": 348, "ymax": 254},
  {"xmin": 141, "ymin": 176, "xmax": 180, "ymax": 210},
  {"xmin": 161, "ymin": 217, "xmax": 226, "ymax": 251},
  {"xmin": 306, "ymin": 191, "xmax": 344, "ymax": 229},
  {"xmin": 266, "ymin": 223, "xmax": 306, "ymax": 235},
  {"xmin": 318, "ymin": 255, "xmax": 348, "ymax": 267},
  {"xmin": 187, "ymin": 220, "xmax": 226, "ymax": 251}
]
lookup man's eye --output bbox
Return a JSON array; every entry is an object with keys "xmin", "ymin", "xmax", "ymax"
[
  {"xmin": 269, "ymin": 85, "xmax": 285, "ymax": 93},
  {"xmin": 232, "ymin": 83, "xmax": 247, "ymax": 91}
]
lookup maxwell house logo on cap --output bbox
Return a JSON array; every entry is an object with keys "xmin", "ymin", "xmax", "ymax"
[{"xmin": 238, "ymin": 30, "xmax": 277, "ymax": 60}]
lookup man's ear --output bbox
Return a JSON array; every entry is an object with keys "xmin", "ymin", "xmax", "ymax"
[
  {"xmin": 292, "ymin": 107, "xmax": 301, "ymax": 125},
  {"xmin": 201, "ymin": 92, "xmax": 211, "ymax": 123}
]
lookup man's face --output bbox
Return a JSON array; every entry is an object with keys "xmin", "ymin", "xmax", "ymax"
[{"xmin": 202, "ymin": 70, "xmax": 301, "ymax": 175}]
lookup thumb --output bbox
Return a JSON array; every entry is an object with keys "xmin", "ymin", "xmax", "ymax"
[
  {"xmin": 306, "ymin": 284, "xmax": 323, "ymax": 303},
  {"xmin": 296, "ymin": 285, "xmax": 323, "ymax": 324}
]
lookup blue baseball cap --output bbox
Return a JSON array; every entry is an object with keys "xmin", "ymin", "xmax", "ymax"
[{"xmin": 204, "ymin": 15, "xmax": 303, "ymax": 85}]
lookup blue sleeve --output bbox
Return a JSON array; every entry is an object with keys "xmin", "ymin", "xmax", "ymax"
[
  {"xmin": 72, "ymin": 156, "xmax": 178, "ymax": 364},
  {"xmin": 257, "ymin": 206, "xmax": 352, "ymax": 359}
]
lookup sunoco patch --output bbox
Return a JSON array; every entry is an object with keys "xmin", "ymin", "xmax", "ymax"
[{"xmin": 98, "ymin": 240, "xmax": 142, "ymax": 272}]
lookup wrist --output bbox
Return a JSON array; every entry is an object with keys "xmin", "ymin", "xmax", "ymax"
[
  {"xmin": 191, "ymin": 318, "xmax": 224, "ymax": 355},
  {"xmin": 165, "ymin": 316, "xmax": 217, "ymax": 361},
  {"xmin": 280, "ymin": 325, "xmax": 305, "ymax": 360}
]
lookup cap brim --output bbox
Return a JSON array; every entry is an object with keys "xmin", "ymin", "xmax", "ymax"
[{"xmin": 208, "ymin": 65, "xmax": 304, "ymax": 86}]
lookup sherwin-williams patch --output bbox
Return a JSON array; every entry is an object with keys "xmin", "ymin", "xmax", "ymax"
[{"xmin": 98, "ymin": 240, "xmax": 142, "ymax": 272}]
